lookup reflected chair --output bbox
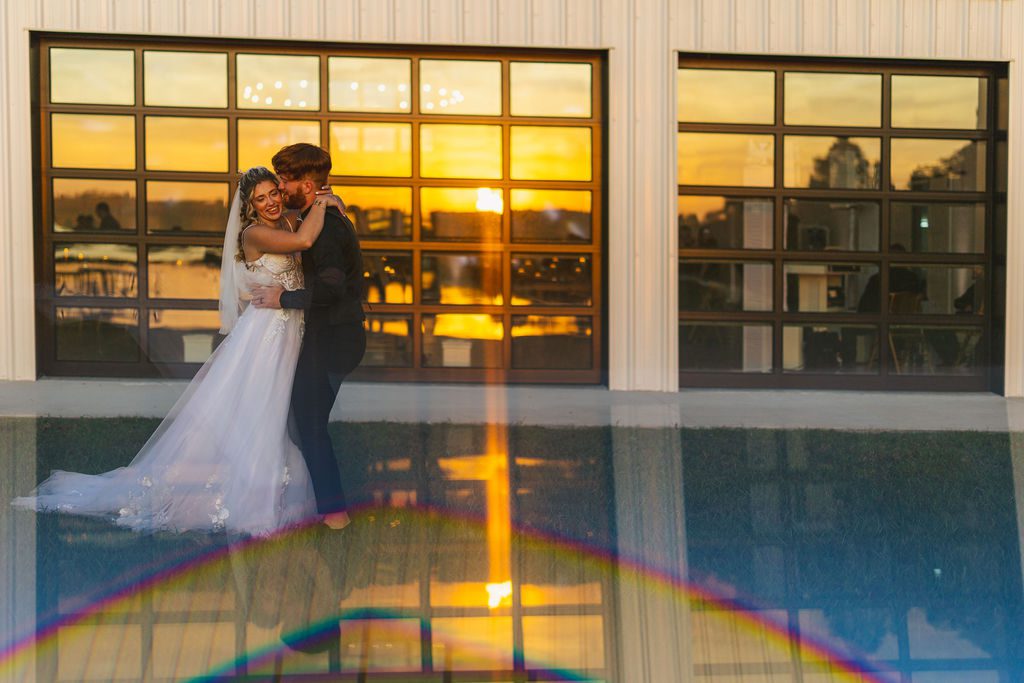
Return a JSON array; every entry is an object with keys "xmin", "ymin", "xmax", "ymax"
[{"xmin": 887, "ymin": 291, "xmax": 931, "ymax": 374}]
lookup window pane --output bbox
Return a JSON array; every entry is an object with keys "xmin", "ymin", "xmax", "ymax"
[
  {"xmin": 430, "ymin": 617, "xmax": 513, "ymax": 670},
  {"xmin": 997, "ymin": 140, "xmax": 1007, "ymax": 192},
  {"xmin": 783, "ymin": 324, "xmax": 878, "ymax": 374},
  {"xmin": 510, "ymin": 126, "xmax": 592, "ymax": 181},
  {"xmin": 890, "ymin": 139, "xmax": 986, "ymax": 192},
  {"xmin": 363, "ymin": 251, "xmax": 413, "ymax": 304},
  {"xmin": 422, "ymin": 314, "xmax": 503, "ymax": 368},
  {"xmin": 680, "ymin": 261, "xmax": 773, "ymax": 312},
  {"xmin": 147, "ymin": 245, "xmax": 222, "ymax": 300},
  {"xmin": 53, "ymin": 179, "xmax": 135, "ymax": 233},
  {"xmin": 55, "ymin": 243, "xmax": 138, "ymax": 298},
  {"xmin": 890, "ymin": 202, "xmax": 984, "ymax": 254},
  {"xmin": 144, "ymin": 51, "xmax": 227, "ymax": 108},
  {"xmin": 363, "ymin": 315, "xmax": 413, "ymax": 367},
  {"xmin": 146, "ymin": 181, "xmax": 230, "ymax": 233},
  {"xmin": 522, "ymin": 615, "xmax": 604, "ymax": 670},
  {"xmin": 891, "ymin": 75, "xmax": 987, "ymax": 129},
  {"xmin": 330, "ymin": 122, "xmax": 412, "ymax": 177},
  {"xmin": 421, "ymin": 188, "xmax": 502, "ymax": 242},
  {"xmin": 784, "ymin": 199, "xmax": 880, "ymax": 251},
  {"xmin": 421, "ymin": 253, "xmax": 502, "ymax": 305},
  {"xmin": 511, "ymin": 254, "xmax": 592, "ymax": 306},
  {"xmin": 145, "ymin": 117, "xmax": 228, "ymax": 172},
  {"xmin": 784, "ymin": 136, "xmax": 881, "ymax": 189},
  {"xmin": 677, "ymin": 69, "xmax": 774, "ymax": 124},
  {"xmin": 679, "ymin": 196, "xmax": 772, "ymax": 250},
  {"xmin": 784, "ymin": 262, "xmax": 878, "ymax": 313},
  {"xmin": 889, "ymin": 264, "xmax": 984, "ymax": 315},
  {"xmin": 419, "ymin": 59, "xmax": 501, "ymax": 115},
  {"xmin": 339, "ymin": 619, "xmax": 422, "ymax": 673},
  {"xmin": 511, "ymin": 189, "xmax": 592, "ymax": 243},
  {"xmin": 680, "ymin": 322, "xmax": 772, "ymax": 373},
  {"xmin": 889, "ymin": 326, "xmax": 983, "ymax": 375},
  {"xmin": 329, "ymin": 56, "xmax": 411, "ymax": 112},
  {"xmin": 237, "ymin": 119, "xmax": 320, "ymax": 171},
  {"xmin": 50, "ymin": 48, "xmax": 134, "ymax": 105},
  {"xmin": 511, "ymin": 315, "xmax": 593, "ymax": 370},
  {"xmin": 55, "ymin": 307, "xmax": 140, "ymax": 362},
  {"xmin": 784, "ymin": 72, "xmax": 881, "ymax": 127},
  {"xmin": 420, "ymin": 124, "xmax": 502, "ymax": 179},
  {"xmin": 511, "ymin": 62, "xmax": 592, "ymax": 118},
  {"xmin": 52, "ymin": 114, "xmax": 135, "ymax": 170},
  {"xmin": 236, "ymin": 54, "xmax": 319, "ymax": 111},
  {"xmin": 678, "ymin": 133, "xmax": 774, "ymax": 187},
  {"xmin": 148, "ymin": 309, "xmax": 221, "ymax": 363},
  {"xmin": 338, "ymin": 186, "xmax": 411, "ymax": 240}
]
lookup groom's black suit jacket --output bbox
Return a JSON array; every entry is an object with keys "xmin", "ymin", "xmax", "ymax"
[{"xmin": 279, "ymin": 205, "xmax": 365, "ymax": 328}]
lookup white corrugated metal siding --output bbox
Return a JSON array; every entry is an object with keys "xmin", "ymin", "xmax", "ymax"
[{"xmin": 0, "ymin": 0, "xmax": 1020, "ymax": 394}]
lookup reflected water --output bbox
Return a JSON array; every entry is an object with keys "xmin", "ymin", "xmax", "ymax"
[{"xmin": 2, "ymin": 419, "xmax": 1022, "ymax": 681}]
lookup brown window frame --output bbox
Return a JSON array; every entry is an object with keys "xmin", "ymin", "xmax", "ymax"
[
  {"xmin": 34, "ymin": 34, "xmax": 606, "ymax": 385},
  {"xmin": 678, "ymin": 55, "xmax": 1008, "ymax": 392}
]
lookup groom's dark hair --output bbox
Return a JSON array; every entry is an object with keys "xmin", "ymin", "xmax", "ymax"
[{"xmin": 272, "ymin": 143, "xmax": 332, "ymax": 186}]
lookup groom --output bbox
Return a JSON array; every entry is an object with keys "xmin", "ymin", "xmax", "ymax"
[{"xmin": 252, "ymin": 143, "xmax": 366, "ymax": 530}]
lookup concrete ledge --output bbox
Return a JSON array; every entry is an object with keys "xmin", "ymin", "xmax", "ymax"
[{"xmin": 1, "ymin": 379, "xmax": 1022, "ymax": 431}]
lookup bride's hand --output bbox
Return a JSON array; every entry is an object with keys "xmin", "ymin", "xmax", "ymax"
[{"xmin": 315, "ymin": 185, "xmax": 346, "ymax": 212}]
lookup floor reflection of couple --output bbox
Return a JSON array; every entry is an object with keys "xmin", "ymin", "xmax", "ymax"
[{"xmin": 15, "ymin": 143, "xmax": 366, "ymax": 538}]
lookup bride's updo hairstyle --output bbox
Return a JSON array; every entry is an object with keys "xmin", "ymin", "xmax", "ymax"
[{"xmin": 235, "ymin": 166, "xmax": 278, "ymax": 263}]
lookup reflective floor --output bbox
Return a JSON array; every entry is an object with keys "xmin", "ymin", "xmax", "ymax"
[{"xmin": 2, "ymin": 418, "xmax": 1023, "ymax": 682}]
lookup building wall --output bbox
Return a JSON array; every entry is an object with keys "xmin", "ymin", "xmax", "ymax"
[{"xmin": 0, "ymin": 0, "xmax": 1020, "ymax": 393}]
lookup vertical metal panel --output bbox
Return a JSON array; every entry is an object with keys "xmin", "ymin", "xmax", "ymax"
[
  {"xmin": 42, "ymin": 0, "xmax": 77, "ymax": 29},
  {"xmin": 286, "ymin": 0, "xmax": 322, "ymax": 40},
  {"xmin": 802, "ymin": 0, "xmax": 834, "ymax": 54},
  {"xmin": 1002, "ymin": 0, "xmax": 1024, "ymax": 395},
  {"xmin": 497, "ymin": 0, "xmax": 530, "ymax": 44},
  {"xmin": 901, "ymin": 0, "xmax": 935, "ymax": 58},
  {"xmin": 183, "ymin": 0, "xmax": 219, "ymax": 36},
  {"xmin": 392, "ymin": 0, "xmax": 426, "ymax": 43},
  {"xmin": 933, "ymin": 0, "xmax": 967, "ymax": 59},
  {"xmin": 360, "ymin": 0, "xmax": 394, "ymax": 42},
  {"xmin": 530, "ymin": 0, "xmax": 566, "ymax": 46},
  {"xmin": 426, "ymin": 0, "xmax": 462, "ymax": 43},
  {"xmin": 112, "ymin": 0, "xmax": 147, "ymax": 32},
  {"xmin": 967, "ymin": 0, "xmax": 1001, "ymax": 59},
  {"xmin": 147, "ymin": 0, "xmax": 184, "ymax": 33},
  {"xmin": 252, "ymin": 0, "xmax": 288, "ymax": 38},
  {"xmin": 219, "ymin": 0, "xmax": 254, "ymax": 37},
  {"xmin": 3, "ymin": 2, "xmax": 40, "ymax": 380},
  {"xmin": 869, "ymin": 0, "xmax": 902, "ymax": 56},
  {"xmin": 463, "ymin": 0, "xmax": 497, "ymax": 46},
  {"xmin": 674, "ymin": 0, "xmax": 699, "ymax": 50},
  {"xmin": 769, "ymin": 0, "xmax": 801, "ymax": 53},
  {"xmin": 735, "ymin": 0, "xmax": 769, "ymax": 54},
  {"xmin": 701, "ymin": 0, "xmax": 735, "ymax": 52},
  {"xmin": 76, "ymin": 0, "xmax": 113, "ymax": 31},
  {"xmin": 565, "ymin": 0, "xmax": 598, "ymax": 47},
  {"xmin": 322, "ymin": 0, "xmax": 359, "ymax": 40},
  {"xmin": 834, "ymin": 0, "xmax": 869, "ymax": 55}
]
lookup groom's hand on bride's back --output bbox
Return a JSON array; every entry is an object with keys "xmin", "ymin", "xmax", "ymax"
[{"xmin": 252, "ymin": 284, "xmax": 284, "ymax": 309}]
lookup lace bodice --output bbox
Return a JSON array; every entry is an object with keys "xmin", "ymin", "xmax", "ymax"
[{"xmin": 242, "ymin": 252, "xmax": 303, "ymax": 292}]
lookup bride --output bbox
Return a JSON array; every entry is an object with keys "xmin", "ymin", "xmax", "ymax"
[{"xmin": 12, "ymin": 167, "xmax": 344, "ymax": 536}]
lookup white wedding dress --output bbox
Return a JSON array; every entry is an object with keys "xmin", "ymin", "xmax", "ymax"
[{"xmin": 11, "ymin": 251, "xmax": 318, "ymax": 536}]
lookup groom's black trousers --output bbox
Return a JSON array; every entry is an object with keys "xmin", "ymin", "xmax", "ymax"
[{"xmin": 290, "ymin": 320, "xmax": 366, "ymax": 516}]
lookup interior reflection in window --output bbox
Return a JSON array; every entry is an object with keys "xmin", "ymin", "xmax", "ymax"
[
  {"xmin": 421, "ymin": 253, "xmax": 503, "ymax": 306},
  {"xmin": 784, "ymin": 199, "xmax": 880, "ymax": 252},
  {"xmin": 362, "ymin": 252, "xmax": 413, "ymax": 305},
  {"xmin": 679, "ymin": 196, "xmax": 773, "ymax": 250},
  {"xmin": 54, "ymin": 243, "xmax": 138, "ymax": 298},
  {"xmin": 53, "ymin": 179, "xmax": 135, "ymax": 233},
  {"xmin": 891, "ymin": 139, "xmax": 987, "ymax": 192}
]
